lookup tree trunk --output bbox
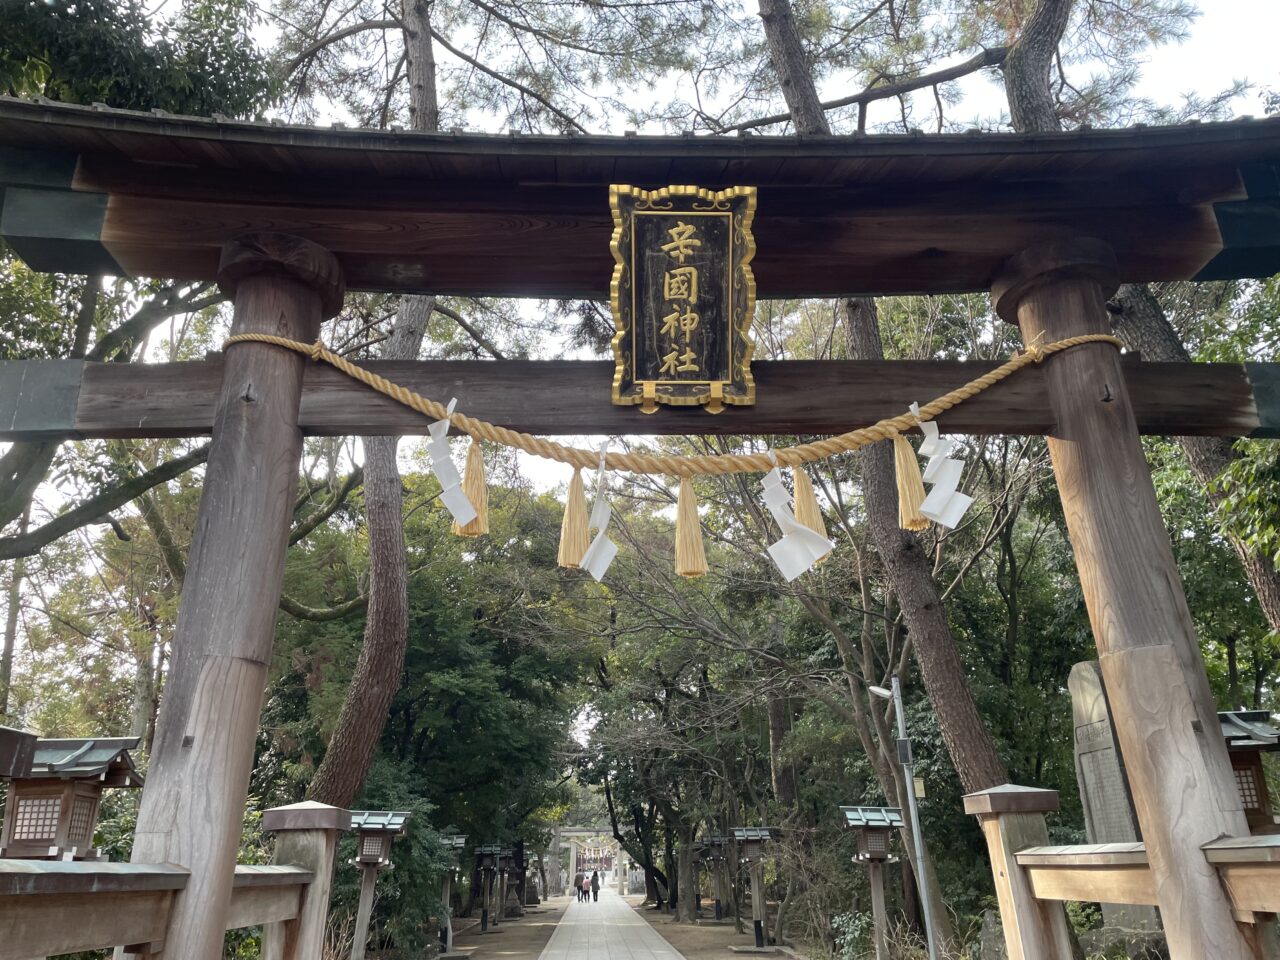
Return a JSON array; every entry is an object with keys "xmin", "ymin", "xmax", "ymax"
[
  {"xmin": 0, "ymin": 506, "xmax": 28, "ymax": 718},
  {"xmin": 756, "ymin": 0, "xmax": 826, "ymax": 135},
  {"xmin": 1003, "ymin": 0, "xmax": 1280, "ymax": 649},
  {"xmin": 402, "ymin": 0, "xmax": 440, "ymax": 132},
  {"xmin": 676, "ymin": 822, "xmax": 697, "ymax": 922},
  {"xmin": 766, "ymin": 692, "xmax": 796, "ymax": 807},
  {"xmin": 306, "ymin": 296, "xmax": 432, "ymax": 806},
  {"xmin": 1001, "ymin": 0, "xmax": 1073, "ymax": 133},
  {"xmin": 130, "ymin": 636, "xmax": 157, "ymax": 743},
  {"xmin": 772, "ymin": 875, "xmax": 797, "ymax": 947},
  {"xmin": 842, "ymin": 298, "xmax": 1011, "ymax": 792},
  {"xmin": 305, "ymin": 3, "xmax": 439, "ymax": 806}
]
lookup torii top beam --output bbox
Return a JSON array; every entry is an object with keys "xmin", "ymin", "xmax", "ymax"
[{"xmin": 3, "ymin": 97, "xmax": 1280, "ymax": 299}]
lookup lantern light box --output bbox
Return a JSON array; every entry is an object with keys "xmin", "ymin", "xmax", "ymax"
[
  {"xmin": 840, "ymin": 806, "xmax": 904, "ymax": 863},
  {"xmin": 701, "ymin": 834, "xmax": 729, "ymax": 862},
  {"xmin": 476, "ymin": 843, "xmax": 503, "ymax": 870},
  {"xmin": 349, "ymin": 810, "xmax": 411, "ymax": 866},
  {"xmin": 732, "ymin": 826, "xmax": 773, "ymax": 862},
  {"xmin": 0, "ymin": 734, "xmax": 142, "ymax": 861}
]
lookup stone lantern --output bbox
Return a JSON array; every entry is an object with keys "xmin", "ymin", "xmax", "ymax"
[
  {"xmin": 1220, "ymin": 710, "xmax": 1280, "ymax": 833},
  {"xmin": 840, "ymin": 806, "xmax": 904, "ymax": 960},
  {"xmin": 498, "ymin": 847, "xmax": 520, "ymax": 919},
  {"xmin": 0, "ymin": 735, "xmax": 142, "ymax": 861}
]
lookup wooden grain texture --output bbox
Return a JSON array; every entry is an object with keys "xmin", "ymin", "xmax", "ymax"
[
  {"xmin": 1204, "ymin": 836, "xmax": 1280, "ymax": 864},
  {"xmin": 351, "ymin": 865, "xmax": 379, "ymax": 960},
  {"xmin": 262, "ymin": 827, "xmax": 341, "ymax": 960},
  {"xmin": 224, "ymin": 881, "xmax": 304, "ymax": 929},
  {"xmin": 973, "ymin": 811, "xmax": 1076, "ymax": 960},
  {"xmin": 1023, "ymin": 862, "xmax": 1156, "ymax": 907},
  {"xmin": 125, "ymin": 235, "xmax": 337, "ymax": 960},
  {"xmin": 1015, "ymin": 843, "xmax": 1146, "ymax": 866},
  {"xmin": 0, "ymin": 357, "xmax": 1265, "ymax": 441},
  {"xmin": 7, "ymin": 97, "xmax": 1280, "ymax": 295},
  {"xmin": 0, "ymin": 889, "xmax": 175, "ymax": 959},
  {"xmin": 0, "ymin": 860, "xmax": 188, "ymax": 896},
  {"xmin": 1216, "ymin": 863, "xmax": 1280, "ymax": 914},
  {"xmin": 8, "ymin": 101, "xmax": 1280, "ymax": 296},
  {"xmin": 867, "ymin": 861, "xmax": 888, "ymax": 960},
  {"xmin": 1000, "ymin": 241, "xmax": 1255, "ymax": 960},
  {"xmin": 90, "ymin": 190, "xmax": 1225, "ymax": 298}
]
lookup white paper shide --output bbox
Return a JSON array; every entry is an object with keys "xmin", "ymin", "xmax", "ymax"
[
  {"xmin": 426, "ymin": 398, "xmax": 478, "ymax": 528},
  {"xmin": 579, "ymin": 452, "xmax": 619, "ymax": 582},
  {"xmin": 910, "ymin": 402, "xmax": 973, "ymax": 530},
  {"xmin": 761, "ymin": 465, "xmax": 835, "ymax": 581}
]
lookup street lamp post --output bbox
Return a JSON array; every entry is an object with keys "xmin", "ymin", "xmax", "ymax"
[{"xmin": 868, "ymin": 678, "xmax": 939, "ymax": 960}]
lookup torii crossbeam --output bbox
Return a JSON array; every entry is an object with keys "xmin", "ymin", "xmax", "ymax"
[{"xmin": 3, "ymin": 98, "xmax": 1280, "ymax": 960}]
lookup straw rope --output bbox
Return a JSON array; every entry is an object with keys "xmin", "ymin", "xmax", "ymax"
[{"xmin": 223, "ymin": 333, "xmax": 1122, "ymax": 477}]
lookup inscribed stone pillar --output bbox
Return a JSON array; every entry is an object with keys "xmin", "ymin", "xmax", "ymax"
[
  {"xmin": 125, "ymin": 234, "xmax": 343, "ymax": 960},
  {"xmin": 1069, "ymin": 660, "xmax": 1160, "ymax": 935}
]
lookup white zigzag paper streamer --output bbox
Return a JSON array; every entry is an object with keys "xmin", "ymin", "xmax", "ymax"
[
  {"xmin": 909, "ymin": 402, "xmax": 973, "ymax": 530},
  {"xmin": 427, "ymin": 398, "xmax": 478, "ymax": 528},
  {"xmin": 761, "ymin": 458, "xmax": 835, "ymax": 582},
  {"xmin": 579, "ymin": 448, "xmax": 618, "ymax": 582}
]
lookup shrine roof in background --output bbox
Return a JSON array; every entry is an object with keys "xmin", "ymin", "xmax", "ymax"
[{"xmin": 2, "ymin": 96, "xmax": 1280, "ymax": 298}]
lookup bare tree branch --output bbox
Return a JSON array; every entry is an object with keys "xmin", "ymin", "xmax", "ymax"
[
  {"xmin": 428, "ymin": 28, "xmax": 589, "ymax": 133},
  {"xmin": 433, "ymin": 302, "xmax": 506, "ymax": 359},
  {"xmin": 723, "ymin": 46, "xmax": 1009, "ymax": 134},
  {"xmin": 284, "ymin": 18, "xmax": 402, "ymax": 74},
  {"xmin": 0, "ymin": 444, "xmax": 213, "ymax": 561}
]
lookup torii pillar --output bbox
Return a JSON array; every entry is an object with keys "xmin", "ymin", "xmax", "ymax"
[
  {"xmin": 124, "ymin": 234, "xmax": 344, "ymax": 960},
  {"xmin": 992, "ymin": 239, "xmax": 1253, "ymax": 960}
]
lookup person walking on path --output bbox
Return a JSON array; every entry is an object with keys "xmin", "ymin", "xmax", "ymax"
[
  {"xmin": 573, "ymin": 872, "xmax": 584, "ymax": 902},
  {"xmin": 590, "ymin": 871, "xmax": 600, "ymax": 902}
]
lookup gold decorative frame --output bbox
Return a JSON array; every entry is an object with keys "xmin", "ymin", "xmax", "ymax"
[{"xmin": 609, "ymin": 184, "xmax": 757, "ymax": 413}]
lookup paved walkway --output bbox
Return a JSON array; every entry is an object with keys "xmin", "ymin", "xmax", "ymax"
[{"xmin": 536, "ymin": 890, "xmax": 689, "ymax": 960}]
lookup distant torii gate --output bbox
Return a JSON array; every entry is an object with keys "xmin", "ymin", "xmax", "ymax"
[
  {"xmin": 3, "ymin": 97, "xmax": 1280, "ymax": 960},
  {"xmin": 559, "ymin": 827, "xmax": 624, "ymax": 893}
]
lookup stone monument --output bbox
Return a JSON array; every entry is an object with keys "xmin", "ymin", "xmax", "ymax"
[{"xmin": 1069, "ymin": 661, "xmax": 1161, "ymax": 936}]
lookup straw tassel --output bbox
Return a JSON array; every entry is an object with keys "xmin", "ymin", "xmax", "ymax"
[
  {"xmin": 558, "ymin": 467, "xmax": 590, "ymax": 568},
  {"xmin": 452, "ymin": 439, "xmax": 490, "ymax": 537},
  {"xmin": 791, "ymin": 467, "xmax": 832, "ymax": 562},
  {"xmin": 893, "ymin": 433, "xmax": 929, "ymax": 532},
  {"xmin": 674, "ymin": 477, "xmax": 708, "ymax": 578}
]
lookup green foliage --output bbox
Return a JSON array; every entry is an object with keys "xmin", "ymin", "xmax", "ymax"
[
  {"xmin": 1216, "ymin": 442, "xmax": 1280, "ymax": 572},
  {"xmin": 0, "ymin": 0, "xmax": 276, "ymax": 115}
]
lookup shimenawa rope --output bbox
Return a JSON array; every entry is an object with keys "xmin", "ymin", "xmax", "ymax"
[{"xmin": 222, "ymin": 333, "xmax": 1122, "ymax": 477}]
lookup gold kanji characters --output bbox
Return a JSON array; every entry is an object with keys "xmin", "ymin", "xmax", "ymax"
[
  {"xmin": 663, "ymin": 266, "xmax": 698, "ymax": 304},
  {"xmin": 660, "ymin": 221, "xmax": 702, "ymax": 263}
]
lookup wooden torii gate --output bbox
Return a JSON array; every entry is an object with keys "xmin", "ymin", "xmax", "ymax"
[{"xmin": 3, "ymin": 97, "xmax": 1280, "ymax": 959}]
